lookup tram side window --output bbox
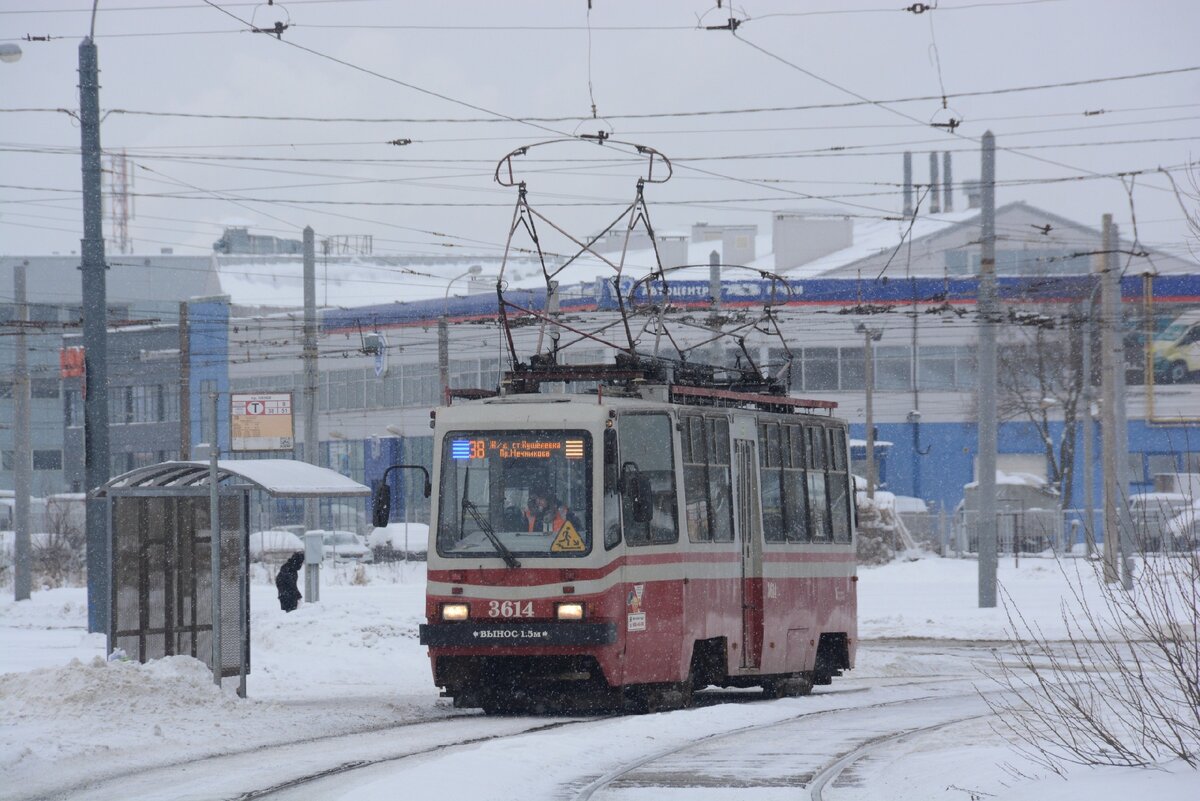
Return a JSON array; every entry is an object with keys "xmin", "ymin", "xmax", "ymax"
[
  {"xmin": 706, "ymin": 418, "xmax": 734, "ymax": 542},
  {"xmin": 829, "ymin": 428, "xmax": 852, "ymax": 543},
  {"xmin": 806, "ymin": 426, "xmax": 831, "ymax": 540},
  {"xmin": 683, "ymin": 416, "xmax": 733, "ymax": 543},
  {"xmin": 758, "ymin": 422, "xmax": 785, "ymax": 542},
  {"xmin": 760, "ymin": 422, "xmax": 810, "ymax": 544},
  {"xmin": 783, "ymin": 424, "xmax": 809, "ymax": 543},
  {"xmin": 619, "ymin": 413, "xmax": 679, "ymax": 545}
]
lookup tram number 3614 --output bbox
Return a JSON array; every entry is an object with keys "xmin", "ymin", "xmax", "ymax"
[{"xmin": 489, "ymin": 600, "xmax": 534, "ymax": 618}]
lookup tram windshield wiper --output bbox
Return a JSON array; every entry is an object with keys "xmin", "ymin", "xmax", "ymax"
[{"xmin": 462, "ymin": 498, "xmax": 521, "ymax": 569}]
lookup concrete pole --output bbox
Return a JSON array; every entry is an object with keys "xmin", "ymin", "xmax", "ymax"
[
  {"xmin": 1100, "ymin": 214, "xmax": 1119, "ymax": 583},
  {"xmin": 903, "ymin": 152, "xmax": 913, "ymax": 219},
  {"xmin": 1107, "ymin": 223, "xmax": 1135, "ymax": 589},
  {"xmin": 302, "ymin": 227, "xmax": 319, "ymax": 532},
  {"xmin": 13, "ymin": 260, "xmax": 31, "ymax": 601},
  {"xmin": 208, "ymin": 392, "xmax": 222, "ymax": 687},
  {"xmin": 80, "ymin": 38, "xmax": 111, "ymax": 634},
  {"xmin": 942, "ymin": 152, "xmax": 953, "ymax": 213},
  {"xmin": 929, "ymin": 152, "xmax": 941, "ymax": 214},
  {"xmin": 178, "ymin": 302, "xmax": 190, "ymax": 460},
  {"xmin": 862, "ymin": 328, "xmax": 878, "ymax": 501},
  {"xmin": 977, "ymin": 131, "xmax": 999, "ymax": 608},
  {"xmin": 438, "ymin": 317, "xmax": 450, "ymax": 403},
  {"xmin": 708, "ymin": 249, "xmax": 723, "ymax": 367},
  {"xmin": 1081, "ymin": 288, "xmax": 1097, "ymax": 556}
]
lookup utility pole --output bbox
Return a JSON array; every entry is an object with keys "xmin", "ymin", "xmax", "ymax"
[
  {"xmin": 80, "ymin": 37, "xmax": 111, "ymax": 633},
  {"xmin": 1100, "ymin": 214, "xmax": 1119, "ymax": 583},
  {"xmin": 1081, "ymin": 287, "xmax": 1096, "ymax": 556},
  {"xmin": 1110, "ymin": 224, "xmax": 1134, "ymax": 591},
  {"xmin": 856, "ymin": 323, "xmax": 882, "ymax": 500},
  {"xmin": 302, "ymin": 226, "xmax": 319, "ymax": 531},
  {"xmin": 708, "ymin": 249, "xmax": 722, "ymax": 367},
  {"xmin": 929, "ymin": 152, "xmax": 941, "ymax": 214},
  {"xmin": 977, "ymin": 131, "xmax": 999, "ymax": 609},
  {"xmin": 178, "ymin": 301, "xmax": 190, "ymax": 460},
  {"xmin": 440, "ymin": 265, "xmax": 482, "ymax": 402},
  {"xmin": 1099, "ymin": 216, "xmax": 1133, "ymax": 587},
  {"xmin": 438, "ymin": 316, "xmax": 450, "ymax": 403},
  {"xmin": 208, "ymin": 392, "xmax": 222, "ymax": 688},
  {"xmin": 902, "ymin": 152, "xmax": 913, "ymax": 218},
  {"xmin": 13, "ymin": 260, "xmax": 31, "ymax": 601}
]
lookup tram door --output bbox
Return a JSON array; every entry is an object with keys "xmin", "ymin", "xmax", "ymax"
[{"xmin": 733, "ymin": 431, "xmax": 764, "ymax": 670}]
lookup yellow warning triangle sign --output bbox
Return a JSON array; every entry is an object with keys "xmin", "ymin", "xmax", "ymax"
[{"xmin": 550, "ymin": 520, "xmax": 586, "ymax": 552}]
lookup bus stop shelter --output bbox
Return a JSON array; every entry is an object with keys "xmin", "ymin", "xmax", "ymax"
[{"xmin": 94, "ymin": 460, "xmax": 370, "ymax": 695}]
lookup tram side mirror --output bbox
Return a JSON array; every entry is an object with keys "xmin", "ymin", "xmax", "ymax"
[
  {"xmin": 603, "ymin": 428, "xmax": 619, "ymax": 490},
  {"xmin": 622, "ymin": 463, "xmax": 653, "ymax": 524},
  {"xmin": 372, "ymin": 483, "xmax": 392, "ymax": 529}
]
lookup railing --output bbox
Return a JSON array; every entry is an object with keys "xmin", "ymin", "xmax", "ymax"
[{"xmin": 908, "ymin": 505, "xmax": 1198, "ymax": 558}]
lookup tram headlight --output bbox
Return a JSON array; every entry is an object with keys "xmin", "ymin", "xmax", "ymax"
[
  {"xmin": 441, "ymin": 603, "xmax": 469, "ymax": 621},
  {"xmin": 556, "ymin": 602, "xmax": 584, "ymax": 621}
]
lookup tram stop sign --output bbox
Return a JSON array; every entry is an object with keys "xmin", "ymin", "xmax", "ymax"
[{"xmin": 231, "ymin": 392, "xmax": 294, "ymax": 452}]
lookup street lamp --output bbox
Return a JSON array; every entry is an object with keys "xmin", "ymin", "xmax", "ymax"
[
  {"xmin": 439, "ymin": 265, "xmax": 483, "ymax": 403},
  {"xmin": 855, "ymin": 322, "xmax": 883, "ymax": 500},
  {"xmin": 4, "ymin": 40, "xmax": 27, "ymax": 603}
]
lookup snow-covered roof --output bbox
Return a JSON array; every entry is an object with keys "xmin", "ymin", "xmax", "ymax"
[
  {"xmin": 963, "ymin": 470, "xmax": 1052, "ymax": 490},
  {"xmin": 94, "ymin": 460, "xmax": 370, "ymax": 498},
  {"xmin": 774, "ymin": 209, "xmax": 980, "ymax": 279}
]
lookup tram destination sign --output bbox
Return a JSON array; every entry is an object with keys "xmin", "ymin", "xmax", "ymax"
[{"xmin": 231, "ymin": 392, "xmax": 295, "ymax": 452}]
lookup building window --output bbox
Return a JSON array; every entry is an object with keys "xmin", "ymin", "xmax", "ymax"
[
  {"xmin": 160, "ymin": 383, "xmax": 180, "ymax": 422},
  {"xmin": 64, "ymin": 389, "xmax": 84, "ymax": 427},
  {"xmin": 839, "ymin": 348, "xmax": 865, "ymax": 390},
  {"xmin": 875, "ymin": 346, "xmax": 912, "ymax": 390},
  {"xmin": 109, "ymin": 386, "xmax": 132, "ymax": 424},
  {"xmin": 131, "ymin": 385, "xmax": 159, "ymax": 423},
  {"xmin": 33, "ymin": 450, "xmax": 62, "ymax": 470},
  {"xmin": 31, "ymin": 378, "xmax": 60, "ymax": 399},
  {"xmin": 803, "ymin": 348, "xmax": 839, "ymax": 391}
]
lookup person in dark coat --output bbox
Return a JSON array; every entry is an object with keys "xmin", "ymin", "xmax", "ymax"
[{"xmin": 275, "ymin": 551, "xmax": 304, "ymax": 612}]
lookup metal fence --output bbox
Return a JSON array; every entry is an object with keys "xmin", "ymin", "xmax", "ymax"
[{"xmin": 902, "ymin": 505, "xmax": 1198, "ymax": 558}]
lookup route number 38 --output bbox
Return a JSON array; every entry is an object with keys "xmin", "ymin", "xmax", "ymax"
[{"xmin": 488, "ymin": 600, "xmax": 534, "ymax": 618}]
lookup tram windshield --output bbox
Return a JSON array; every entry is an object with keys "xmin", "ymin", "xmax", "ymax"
[{"xmin": 437, "ymin": 430, "xmax": 593, "ymax": 559}]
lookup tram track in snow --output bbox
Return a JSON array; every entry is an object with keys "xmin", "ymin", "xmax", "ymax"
[
  {"xmin": 571, "ymin": 685, "xmax": 998, "ymax": 801},
  {"xmin": 30, "ymin": 712, "xmax": 592, "ymax": 801}
]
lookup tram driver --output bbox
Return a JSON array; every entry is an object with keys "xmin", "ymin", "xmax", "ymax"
[{"xmin": 523, "ymin": 483, "xmax": 581, "ymax": 536}]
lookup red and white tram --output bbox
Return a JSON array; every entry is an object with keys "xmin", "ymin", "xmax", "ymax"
[{"xmin": 381, "ymin": 362, "xmax": 857, "ymax": 713}]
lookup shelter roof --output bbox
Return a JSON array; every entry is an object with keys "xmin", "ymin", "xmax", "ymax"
[{"xmin": 94, "ymin": 460, "xmax": 370, "ymax": 498}]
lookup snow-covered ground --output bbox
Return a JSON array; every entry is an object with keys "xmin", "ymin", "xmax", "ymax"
[{"xmin": 1, "ymin": 556, "xmax": 1194, "ymax": 800}]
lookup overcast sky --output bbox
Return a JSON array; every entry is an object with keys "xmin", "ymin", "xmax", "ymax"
[{"xmin": 1, "ymin": 0, "xmax": 1197, "ymax": 281}]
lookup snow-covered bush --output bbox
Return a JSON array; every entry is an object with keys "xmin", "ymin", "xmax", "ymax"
[{"xmin": 988, "ymin": 551, "xmax": 1200, "ymax": 771}]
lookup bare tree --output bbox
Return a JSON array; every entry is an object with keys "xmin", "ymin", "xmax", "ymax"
[
  {"xmin": 987, "ymin": 551, "xmax": 1200, "ymax": 772},
  {"xmin": 1160, "ymin": 165, "xmax": 1200, "ymax": 262},
  {"xmin": 994, "ymin": 312, "xmax": 1084, "ymax": 504},
  {"xmin": 33, "ymin": 498, "xmax": 86, "ymax": 588}
]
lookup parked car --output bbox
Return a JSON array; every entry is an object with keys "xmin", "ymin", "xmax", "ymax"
[
  {"xmin": 1164, "ymin": 503, "xmax": 1200, "ymax": 551},
  {"xmin": 308, "ymin": 529, "xmax": 372, "ymax": 562},
  {"xmin": 1128, "ymin": 492, "xmax": 1191, "ymax": 551},
  {"xmin": 249, "ymin": 529, "xmax": 304, "ymax": 562},
  {"xmin": 367, "ymin": 522, "xmax": 429, "ymax": 562}
]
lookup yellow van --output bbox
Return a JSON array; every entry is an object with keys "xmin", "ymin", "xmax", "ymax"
[{"xmin": 1153, "ymin": 311, "xmax": 1200, "ymax": 384}]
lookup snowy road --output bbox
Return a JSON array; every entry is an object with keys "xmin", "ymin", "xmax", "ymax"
[
  {"xmin": 100, "ymin": 646, "xmax": 988, "ymax": 801},
  {"xmin": 6, "ymin": 561, "xmax": 1195, "ymax": 800},
  {"xmin": 260, "ymin": 670, "xmax": 997, "ymax": 801},
  {"xmin": 16, "ymin": 644, "xmax": 995, "ymax": 801}
]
